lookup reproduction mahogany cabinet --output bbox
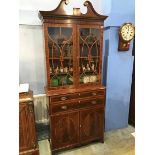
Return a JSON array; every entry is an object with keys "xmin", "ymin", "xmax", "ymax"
[
  {"xmin": 39, "ymin": 0, "xmax": 107, "ymax": 154},
  {"xmin": 19, "ymin": 91, "xmax": 39, "ymax": 155}
]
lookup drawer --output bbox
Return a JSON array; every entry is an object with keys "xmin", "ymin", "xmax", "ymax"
[
  {"xmin": 79, "ymin": 90, "xmax": 105, "ymax": 98},
  {"xmin": 50, "ymin": 97, "xmax": 104, "ymax": 114},
  {"xmin": 50, "ymin": 102, "xmax": 78, "ymax": 114},
  {"xmin": 50, "ymin": 93, "xmax": 79, "ymax": 102},
  {"xmin": 78, "ymin": 98, "xmax": 104, "ymax": 109}
]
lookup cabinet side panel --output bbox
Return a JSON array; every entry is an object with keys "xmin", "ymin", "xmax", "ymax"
[{"xmin": 19, "ymin": 104, "xmax": 29, "ymax": 152}]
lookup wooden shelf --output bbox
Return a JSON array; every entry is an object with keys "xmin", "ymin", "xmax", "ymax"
[
  {"xmin": 79, "ymin": 43, "xmax": 100, "ymax": 46},
  {"xmin": 49, "ymin": 57, "xmax": 73, "ymax": 60},
  {"xmin": 79, "ymin": 56, "xmax": 99, "ymax": 59},
  {"xmin": 80, "ymin": 70, "xmax": 97, "ymax": 74},
  {"xmin": 50, "ymin": 72, "xmax": 73, "ymax": 76},
  {"xmin": 48, "ymin": 43, "xmax": 73, "ymax": 46}
]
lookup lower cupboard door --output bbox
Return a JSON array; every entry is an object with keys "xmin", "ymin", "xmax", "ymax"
[
  {"xmin": 51, "ymin": 112, "xmax": 79, "ymax": 149},
  {"xmin": 80, "ymin": 107, "xmax": 104, "ymax": 143}
]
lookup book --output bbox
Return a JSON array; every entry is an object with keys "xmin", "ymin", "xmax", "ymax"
[{"xmin": 19, "ymin": 83, "xmax": 29, "ymax": 93}]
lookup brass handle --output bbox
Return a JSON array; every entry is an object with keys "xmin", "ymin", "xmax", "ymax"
[
  {"xmin": 61, "ymin": 105, "xmax": 67, "ymax": 110},
  {"xmin": 91, "ymin": 100, "xmax": 97, "ymax": 104},
  {"xmin": 92, "ymin": 92, "xmax": 97, "ymax": 96},
  {"xmin": 61, "ymin": 96, "xmax": 67, "ymax": 101}
]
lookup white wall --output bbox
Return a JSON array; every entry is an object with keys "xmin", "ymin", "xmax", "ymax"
[
  {"xmin": 19, "ymin": 0, "xmax": 106, "ymax": 94},
  {"xmin": 19, "ymin": 25, "xmax": 46, "ymax": 94},
  {"xmin": 19, "ymin": 0, "xmax": 105, "ymax": 25}
]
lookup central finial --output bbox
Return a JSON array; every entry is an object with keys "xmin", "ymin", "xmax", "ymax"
[{"xmin": 73, "ymin": 8, "xmax": 81, "ymax": 15}]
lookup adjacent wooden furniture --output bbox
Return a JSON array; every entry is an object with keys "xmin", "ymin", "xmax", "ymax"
[
  {"xmin": 19, "ymin": 91, "xmax": 39, "ymax": 155},
  {"xmin": 39, "ymin": 0, "xmax": 107, "ymax": 154}
]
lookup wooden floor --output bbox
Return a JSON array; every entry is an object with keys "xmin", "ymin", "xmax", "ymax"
[{"xmin": 38, "ymin": 125, "xmax": 135, "ymax": 155}]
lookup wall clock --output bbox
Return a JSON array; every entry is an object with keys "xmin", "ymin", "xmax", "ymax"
[{"xmin": 118, "ymin": 23, "xmax": 135, "ymax": 51}]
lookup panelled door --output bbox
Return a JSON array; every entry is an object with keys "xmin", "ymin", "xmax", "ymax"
[
  {"xmin": 51, "ymin": 112, "xmax": 79, "ymax": 149},
  {"xmin": 80, "ymin": 107, "xmax": 104, "ymax": 143}
]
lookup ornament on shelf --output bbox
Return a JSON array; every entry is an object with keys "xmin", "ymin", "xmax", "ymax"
[
  {"xmin": 82, "ymin": 65, "xmax": 86, "ymax": 72},
  {"xmin": 50, "ymin": 67, "xmax": 52, "ymax": 73},
  {"xmin": 83, "ymin": 76, "xmax": 89, "ymax": 83},
  {"xmin": 60, "ymin": 66, "xmax": 64, "ymax": 73},
  {"xmin": 51, "ymin": 78, "xmax": 59, "ymax": 87},
  {"xmin": 89, "ymin": 75, "xmax": 97, "ymax": 82},
  {"xmin": 64, "ymin": 67, "xmax": 68, "ymax": 73},
  {"xmin": 91, "ymin": 63, "xmax": 95, "ymax": 71},
  {"xmin": 55, "ymin": 66, "xmax": 59, "ymax": 74},
  {"xmin": 86, "ymin": 63, "xmax": 90, "ymax": 71},
  {"xmin": 69, "ymin": 67, "xmax": 73, "ymax": 72}
]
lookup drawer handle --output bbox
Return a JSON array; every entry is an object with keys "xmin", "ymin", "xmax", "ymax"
[
  {"xmin": 91, "ymin": 101, "xmax": 97, "ymax": 104},
  {"xmin": 61, "ymin": 105, "xmax": 67, "ymax": 110},
  {"xmin": 61, "ymin": 96, "xmax": 67, "ymax": 101},
  {"xmin": 92, "ymin": 92, "xmax": 97, "ymax": 96}
]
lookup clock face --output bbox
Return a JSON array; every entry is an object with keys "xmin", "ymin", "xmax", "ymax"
[{"xmin": 120, "ymin": 23, "xmax": 135, "ymax": 41}]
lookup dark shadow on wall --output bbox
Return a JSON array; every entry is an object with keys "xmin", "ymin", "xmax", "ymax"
[{"xmin": 103, "ymin": 39, "xmax": 109, "ymax": 86}]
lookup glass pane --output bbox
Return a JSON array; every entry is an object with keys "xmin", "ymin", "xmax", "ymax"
[
  {"xmin": 48, "ymin": 27, "xmax": 73, "ymax": 87},
  {"xmin": 79, "ymin": 28, "xmax": 100, "ymax": 84}
]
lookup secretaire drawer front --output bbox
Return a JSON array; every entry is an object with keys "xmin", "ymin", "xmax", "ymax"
[
  {"xmin": 50, "ymin": 102, "xmax": 78, "ymax": 114},
  {"xmin": 78, "ymin": 98, "xmax": 104, "ymax": 109},
  {"xmin": 79, "ymin": 90, "xmax": 105, "ymax": 98},
  {"xmin": 50, "ymin": 93, "xmax": 79, "ymax": 102}
]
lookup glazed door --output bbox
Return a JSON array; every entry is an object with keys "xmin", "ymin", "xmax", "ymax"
[
  {"xmin": 77, "ymin": 25, "xmax": 103, "ymax": 87},
  {"xmin": 51, "ymin": 112, "xmax": 79, "ymax": 149},
  {"xmin": 80, "ymin": 107, "xmax": 104, "ymax": 143},
  {"xmin": 19, "ymin": 103, "xmax": 36, "ymax": 152},
  {"xmin": 45, "ymin": 24, "xmax": 76, "ymax": 89}
]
